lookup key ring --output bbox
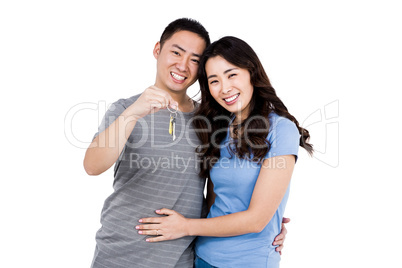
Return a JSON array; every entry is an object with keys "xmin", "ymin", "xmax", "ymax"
[{"xmin": 167, "ymin": 104, "xmax": 178, "ymax": 115}]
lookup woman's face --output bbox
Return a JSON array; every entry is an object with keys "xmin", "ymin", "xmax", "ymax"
[{"xmin": 205, "ymin": 56, "xmax": 254, "ymax": 121}]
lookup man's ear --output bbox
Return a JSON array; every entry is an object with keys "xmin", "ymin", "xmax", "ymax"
[{"xmin": 153, "ymin": 42, "xmax": 161, "ymax": 59}]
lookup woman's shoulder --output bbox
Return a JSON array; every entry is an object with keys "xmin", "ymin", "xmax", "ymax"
[
  {"xmin": 268, "ymin": 112, "xmax": 298, "ymax": 132},
  {"xmin": 266, "ymin": 112, "xmax": 300, "ymax": 158}
]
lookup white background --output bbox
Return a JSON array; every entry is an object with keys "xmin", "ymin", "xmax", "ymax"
[{"xmin": 1, "ymin": 0, "xmax": 401, "ymax": 267}]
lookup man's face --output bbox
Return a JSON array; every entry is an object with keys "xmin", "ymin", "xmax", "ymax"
[{"xmin": 153, "ymin": 30, "xmax": 207, "ymax": 94}]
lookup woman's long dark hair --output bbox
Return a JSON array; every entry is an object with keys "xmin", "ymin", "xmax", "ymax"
[{"xmin": 193, "ymin": 36, "xmax": 313, "ymax": 178}]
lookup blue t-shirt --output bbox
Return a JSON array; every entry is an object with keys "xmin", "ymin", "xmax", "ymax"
[{"xmin": 195, "ymin": 113, "xmax": 300, "ymax": 268}]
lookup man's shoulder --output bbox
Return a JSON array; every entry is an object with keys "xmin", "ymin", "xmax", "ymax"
[{"xmin": 111, "ymin": 94, "xmax": 141, "ymax": 109}]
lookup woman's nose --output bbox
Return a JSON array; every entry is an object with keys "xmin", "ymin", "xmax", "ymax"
[{"xmin": 222, "ymin": 84, "xmax": 233, "ymax": 94}]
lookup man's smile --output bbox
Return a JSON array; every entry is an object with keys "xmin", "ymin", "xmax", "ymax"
[{"xmin": 171, "ymin": 72, "xmax": 187, "ymax": 82}]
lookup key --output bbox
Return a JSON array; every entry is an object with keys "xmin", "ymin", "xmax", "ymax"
[
  {"xmin": 172, "ymin": 118, "xmax": 176, "ymax": 141},
  {"xmin": 167, "ymin": 104, "xmax": 178, "ymax": 141},
  {"xmin": 169, "ymin": 115, "xmax": 174, "ymax": 135}
]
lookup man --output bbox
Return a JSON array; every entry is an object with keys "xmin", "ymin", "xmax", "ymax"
[{"xmin": 84, "ymin": 18, "xmax": 288, "ymax": 268}]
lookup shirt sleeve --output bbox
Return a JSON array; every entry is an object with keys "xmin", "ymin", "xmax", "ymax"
[
  {"xmin": 264, "ymin": 115, "xmax": 300, "ymax": 161},
  {"xmin": 92, "ymin": 98, "xmax": 128, "ymax": 140}
]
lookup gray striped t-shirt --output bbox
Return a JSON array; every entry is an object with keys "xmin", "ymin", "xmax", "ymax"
[{"xmin": 91, "ymin": 95, "xmax": 206, "ymax": 268}]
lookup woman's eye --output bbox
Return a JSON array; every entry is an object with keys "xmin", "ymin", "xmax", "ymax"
[
  {"xmin": 228, "ymin": 73, "xmax": 237, "ymax": 78},
  {"xmin": 192, "ymin": 59, "xmax": 200, "ymax": 64},
  {"xmin": 210, "ymin": 80, "xmax": 218, "ymax": 85}
]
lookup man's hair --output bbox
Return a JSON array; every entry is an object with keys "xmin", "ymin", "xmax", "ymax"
[{"xmin": 159, "ymin": 18, "xmax": 210, "ymax": 49}]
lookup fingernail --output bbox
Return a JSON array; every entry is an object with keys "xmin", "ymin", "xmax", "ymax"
[
  {"xmin": 138, "ymin": 219, "xmax": 143, "ymax": 223},
  {"xmin": 135, "ymin": 226, "xmax": 139, "ymax": 229},
  {"xmin": 138, "ymin": 231, "xmax": 143, "ymax": 234},
  {"xmin": 146, "ymin": 239, "xmax": 150, "ymax": 242},
  {"xmin": 155, "ymin": 210, "xmax": 160, "ymax": 213}
]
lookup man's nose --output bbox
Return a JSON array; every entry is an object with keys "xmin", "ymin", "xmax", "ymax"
[{"xmin": 175, "ymin": 57, "xmax": 188, "ymax": 72}]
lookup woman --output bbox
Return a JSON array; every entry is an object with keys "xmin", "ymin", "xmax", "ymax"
[{"xmin": 136, "ymin": 36, "xmax": 313, "ymax": 267}]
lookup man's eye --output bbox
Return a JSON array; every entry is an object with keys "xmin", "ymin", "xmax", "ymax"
[
  {"xmin": 172, "ymin": 51, "xmax": 180, "ymax": 55},
  {"xmin": 192, "ymin": 59, "xmax": 200, "ymax": 64}
]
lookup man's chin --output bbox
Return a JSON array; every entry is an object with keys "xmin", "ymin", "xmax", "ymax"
[{"xmin": 168, "ymin": 82, "xmax": 190, "ymax": 93}]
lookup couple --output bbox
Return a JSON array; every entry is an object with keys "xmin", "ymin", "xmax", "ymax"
[{"xmin": 84, "ymin": 18, "xmax": 312, "ymax": 268}]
